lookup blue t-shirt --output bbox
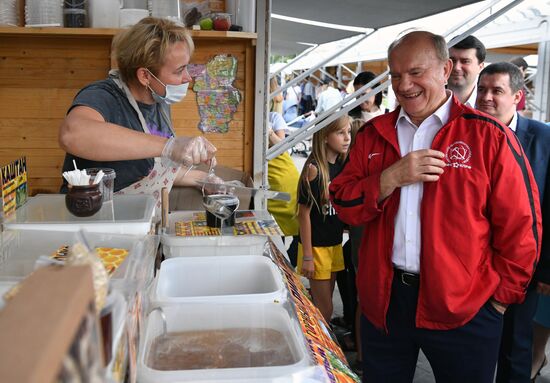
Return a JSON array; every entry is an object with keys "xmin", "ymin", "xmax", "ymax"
[{"xmin": 61, "ymin": 77, "xmax": 174, "ymax": 192}]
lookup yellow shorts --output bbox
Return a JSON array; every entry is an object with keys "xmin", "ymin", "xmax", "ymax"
[{"xmin": 297, "ymin": 243, "xmax": 344, "ymax": 280}]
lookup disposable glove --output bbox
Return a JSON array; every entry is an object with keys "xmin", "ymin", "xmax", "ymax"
[{"xmin": 161, "ymin": 136, "xmax": 217, "ymax": 168}]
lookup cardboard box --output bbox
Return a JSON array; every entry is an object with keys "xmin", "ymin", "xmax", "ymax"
[
  {"xmin": 0, "ymin": 266, "xmax": 96, "ymax": 383},
  {"xmin": 169, "ymin": 164, "xmax": 253, "ymax": 211}
]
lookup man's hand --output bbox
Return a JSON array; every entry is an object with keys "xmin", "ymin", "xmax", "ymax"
[
  {"xmin": 379, "ymin": 149, "xmax": 446, "ymax": 202},
  {"xmin": 537, "ymin": 282, "xmax": 550, "ymax": 296},
  {"xmin": 489, "ymin": 298, "xmax": 508, "ymax": 314}
]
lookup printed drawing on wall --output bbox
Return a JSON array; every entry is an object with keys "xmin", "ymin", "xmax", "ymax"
[{"xmin": 189, "ymin": 55, "xmax": 242, "ymax": 133}]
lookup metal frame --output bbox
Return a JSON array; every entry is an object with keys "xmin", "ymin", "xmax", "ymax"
[
  {"xmin": 534, "ymin": 39, "xmax": 550, "ymax": 121},
  {"xmin": 252, "ymin": 0, "xmax": 270, "ymax": 207},
  {"xmin": 265, "ymin": 0, "xmax": 525, "ymax": 160},
  {"xmin": 269, "ymin": 31, "xmax": 376, "ymax": 99},
  {"xmin": 269, "ymin": 44, "xmax": 319, "ymax": 79}
]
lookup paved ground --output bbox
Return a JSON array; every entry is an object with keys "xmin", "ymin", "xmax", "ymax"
[{"xmin": 288, "ymin": 151, "xmax": 550, "ymax": 382}]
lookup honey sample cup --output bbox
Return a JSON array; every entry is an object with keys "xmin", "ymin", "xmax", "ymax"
[
  {"xmin": 86, "ymin": 168, "xmax": 116, "ymax": 203},
  {"xmin": 204, "ymin": 194, "xmax": 239, "ymax": 228}
]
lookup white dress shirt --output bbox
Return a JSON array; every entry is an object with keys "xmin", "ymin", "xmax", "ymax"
[
  {"xmin": 392, "ymin": 91, "xmax": 453, "ymax": 273},
  {"xmin": 508, "ymin": 112, "xmax": 518, "ymax": 132},
  {"xmin": 465, "ymin": 85, "xmax": 477, "ymax": 109}
]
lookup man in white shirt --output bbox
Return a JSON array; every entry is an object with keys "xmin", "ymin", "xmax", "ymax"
[
  {"xmin": 477, "ymin": 62, "xmax": 550, "ymax": 383},
  {"xmin": 315, "ymin": 78, "xmax": 342, "ymax": 115},
  {"xmin": 448, "ymin": 35, "xmax": 485, "ymax": 107},
  {"xmin": 330, "ymin": 31, "xmax": 541, "ymax": 383}
]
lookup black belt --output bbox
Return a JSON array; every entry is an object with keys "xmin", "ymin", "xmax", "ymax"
[{"xmin": 394, "ymin": 268, "xmax": 420, "ymax": 287}]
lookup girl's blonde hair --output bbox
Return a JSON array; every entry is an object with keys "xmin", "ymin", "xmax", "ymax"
[
  {"xmin": 112, "ymin": 17, "xmax": 195, "ymax": 85},
  {"xmin": 350, "ymin": 118, "xmax": 365, "ymax": 148},
  {"xmin": 298, "ymin": 115, "xmax": 350, "ymax": 211}
]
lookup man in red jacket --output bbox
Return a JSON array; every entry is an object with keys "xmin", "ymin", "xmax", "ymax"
[{"xmin": 330, "ymin": 31, "xmax": 542, "ymax": 382}]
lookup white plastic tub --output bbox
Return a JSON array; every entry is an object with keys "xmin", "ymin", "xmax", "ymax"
[
  {"xmin": 138, "ymin": 303, "xmax": 310, "ymax": 382},
  {"xmin": 0, "ymin": 229, "xmax": 157, "ymax": 296},
  {"xmin": 3, "ymin": 194, "xmax": 155, "ymax": 235},
  {"xmin": 161, "ymin": 234, "xmax": 268, "ymax": 258},
  {"xmin": 153, "ymin": 256, "xmax": 286, "ymax": 304},
  {"xmin": 161, "ymin": 210, "xmax": 271, "ymax": 258}
]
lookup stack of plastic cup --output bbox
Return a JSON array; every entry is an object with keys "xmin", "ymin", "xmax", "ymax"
[
  {"xmin": 63, "ymin": 0, "xmax": 88, "ymax": 28},
  {"xmin": 0, "ymin": 0, "xmax": 18, "ymax": 26},
  {"xmin": 86, "ymin": 168, "xmax": 116, "ymax": 203},
  {"xmin": 150, "ymin": 0, "xmax": 180, "ymax": 23},
  {"xmin": 25, "ymin": 0, "xmax": 63, "ymax": 27}
]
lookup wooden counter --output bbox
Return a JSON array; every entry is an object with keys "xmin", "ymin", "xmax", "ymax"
[{"xmin": 0, "ymin": 27, "xmax": 257, "ymax": 195}]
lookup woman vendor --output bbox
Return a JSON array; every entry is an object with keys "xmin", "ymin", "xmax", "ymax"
[{"xmin": 59, "ymin": 17, "xmax": 217, "ymax": 195}]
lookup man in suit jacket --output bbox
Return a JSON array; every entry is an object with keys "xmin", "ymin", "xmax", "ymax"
[{"xmin": 477, "ymin": 61, "xmax": 550, "ymax": 383}]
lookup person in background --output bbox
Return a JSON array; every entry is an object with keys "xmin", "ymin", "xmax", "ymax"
[
  {"xmin": 476, "ymin": 62, "xmax": 550, "ymax": 383},
  {"xmin": 510, "ymin": 56, "xmax": 529, "ymax": 114},
  {"xmin": 59, "ymin": 17, "xmax": 217, "ymax": 193},
  {"xmin": 315, "ymin": 78, "xmax": 343, "ymax": 115},
  {"xmin": 330, "ymin": 31, "xmax": 541, "ymax": 382},
  {"xmin": 299, "ymin": 76, "xmax": 316, "ymax": 115},
  {"xmin": 270, "ymin": 77, "xmax": 284, "ymax": 114},
  {"xmin": 267, "ymin": 111, "xmax": 300, "ymax": 266},
  {"xmin": 297, "ymin": 115, "xmax": 351, "ymax": 323},
  {"xmin": 349, "ymin": 71, "xmax": 384, "ymax": 122},
  {"xmin": 448, "ymin": 35, "xmax": 486, "ymax": 107}
]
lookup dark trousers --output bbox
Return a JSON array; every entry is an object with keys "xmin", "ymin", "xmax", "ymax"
[
  {"xmin": 361, "ymin": 273, "xmax": 503, "ymax": 383},
  {"xmin": 336, "ymin": 240, "xmax": 357, "ymax": 327},
  {"xmin": 496, "ymin": 286, "xmax": 539, "ymax": 383}
]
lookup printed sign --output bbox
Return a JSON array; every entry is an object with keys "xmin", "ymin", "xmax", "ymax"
[{"xmin": 1, "ymin": 157, "xmax": 28, "ymax": 216}]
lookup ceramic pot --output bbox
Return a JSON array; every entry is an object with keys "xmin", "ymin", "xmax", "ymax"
[{"xmin": 65, "ymin": 183, "xmax": 103, "ymax": 217}]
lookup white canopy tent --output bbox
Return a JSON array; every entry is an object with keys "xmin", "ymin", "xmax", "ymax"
[
  {"xmin": 271, "ymin": 0, "xmax": 550, "ymax": 72},
  {"xmin": 253, "ymin": 0, "xmax": 530, "ymax": 198}
]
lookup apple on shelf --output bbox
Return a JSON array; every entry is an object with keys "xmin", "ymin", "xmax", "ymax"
[{"xmin": 212, "ymin": 13, "xmax": 231, "ymax": 31}]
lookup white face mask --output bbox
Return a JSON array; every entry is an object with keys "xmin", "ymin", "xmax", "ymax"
[{"xmin": 147, "ymin": 69, "xmax": 189, "ymax": 105}]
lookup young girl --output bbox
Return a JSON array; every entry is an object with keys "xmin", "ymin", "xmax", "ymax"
[{"xmin": 297, "ymin": 115, "xmax": 351, "ymax": 323}]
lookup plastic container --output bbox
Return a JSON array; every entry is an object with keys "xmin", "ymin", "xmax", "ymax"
[
  {"xmin": 3, "ymin": 194, "xmax": 155, "ymax": 235},
  {"xmin": 0, "ymin": 0, "xmax": 19, "ymax": 26},
  {"xmin": 161, "ymin": 232, "xmax": 268, "ymax": 258},
  {"xmin": 0, "ymin": 229, "xmax": 158, "ymax": 296},
  {"xmin": 150, "ymin": 0, "xmax": 180, "ymax": 22},
  {"xmin": 87, "ymin": 168, "xmax": 116, "ymax": 203},
  {"xmin": 25, "ymin": 0, "xmax": 63, "ymax": 27},
  {"xmin": 63, "ymin": 8, "xmax": 87, "ymax": 27},
  {"xmin": 138, "ymin": 303, "xmax": 309, "ymax": 382},
  {"xmin": 152, "ymin": 256, "xmax": 285, "ymax": 305},
  {"xmin": 119, "ymin": 7, "xmax": 148, "ymax": 27},
  {"xmin": 89, "ymin": 0, "xmax": 120, "ymax": 28},
  {"xmin": 122, "ymin": 0, "xmax": 147, "ymax": 8}
]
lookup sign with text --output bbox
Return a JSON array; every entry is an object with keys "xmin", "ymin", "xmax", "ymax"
[{"xmin": 1, "ymin": 157, "xmax": 28, "ymax": 216}]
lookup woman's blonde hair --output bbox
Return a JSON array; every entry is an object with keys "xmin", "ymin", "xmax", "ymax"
[
  {"xmin": 298, "ymin": 115, "xmax": 350, "ymax": 211},
  {"xmin": 112, "ymin": 17, "xmax": 195, "ymax": 85}
]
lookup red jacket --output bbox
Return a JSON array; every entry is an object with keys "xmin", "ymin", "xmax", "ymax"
[{"xmin": 330, "ymin": 97, "xmax": 542, "ymax": 330}]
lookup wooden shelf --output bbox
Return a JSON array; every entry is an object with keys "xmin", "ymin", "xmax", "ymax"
[{"xmin": 0, "ymin": 26, "xmax": 256, "ymax": 39}]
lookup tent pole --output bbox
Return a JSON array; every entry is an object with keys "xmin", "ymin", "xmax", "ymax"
[
  {"xmin": 270, "ymin": 44, "xmax": 319, "ymax": 79},
  {"xmin": 269, "ymin": 31, "xmax": 376, "ymax": 99},
  {"xmin": 253, "ymin": 0, "xmax": 271, "ymax": 204}
]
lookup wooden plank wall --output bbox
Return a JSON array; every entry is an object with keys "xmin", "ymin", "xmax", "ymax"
[{"xmin": 0, "ymin": 33, "xmax": 255, "ymax": 195}]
